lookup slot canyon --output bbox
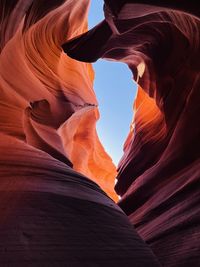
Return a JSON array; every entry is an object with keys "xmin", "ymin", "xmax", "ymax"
[{"xmin": 0, "ymin": 0, "xmax": 199, "ymax": 266}]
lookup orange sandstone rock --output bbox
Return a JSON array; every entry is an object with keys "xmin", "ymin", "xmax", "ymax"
[{"xmin": 0, "ymin": 0, "xmax": 117, "ymax": 200}]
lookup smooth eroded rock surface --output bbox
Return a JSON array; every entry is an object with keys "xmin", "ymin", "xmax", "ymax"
[
  {"xmin": 0, "ymin": 0, "xmax": 162, "ymax": 266},
  {"xmin": 64, "ymin": 1, "xmax": 200, "ymax": 266}
]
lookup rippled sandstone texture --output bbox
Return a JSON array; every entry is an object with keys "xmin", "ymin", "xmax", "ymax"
[
  {"xmin": 64, "ymin": 1, "xmax": 200, "ymax": 267},
  {"xmin": 0, "ymin": 0, "xmax": 163, "ymax": 266},
  {"xmin": 0, "ymin": 0, "xmax": 118, "ymax": 201}
]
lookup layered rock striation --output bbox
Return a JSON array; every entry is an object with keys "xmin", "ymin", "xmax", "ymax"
[
  {"xmin": 64, "ymin": 1, "xmax": 200, "ymax": 266},
  {"xmin": 0, "ymin": 0, "xmax": 163, "ymax": 265}
]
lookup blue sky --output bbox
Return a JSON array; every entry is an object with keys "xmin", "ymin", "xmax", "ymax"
[{"xmin": 88, "ymin": 0, "xmax": 137, "ymax": 165}]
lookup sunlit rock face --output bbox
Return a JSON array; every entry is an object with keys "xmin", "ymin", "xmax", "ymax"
[
  {"xmin": 0, "ymin": 0, "xmax": 117, "ymax": 200},
  {"xmin": 0, "ymin": 0, "xmax": 162, "ymax": 265},
  {"xmin": 64, "ymin": 1, "xmax": 200, "ymax": 266}
]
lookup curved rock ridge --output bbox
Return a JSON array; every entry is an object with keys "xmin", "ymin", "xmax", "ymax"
[
  {"xmin": 0, "ymin": 133, "xmax": 160, "ymax": 266},
  {"xmin": 63, "ymin": 1, "xmax": 200, "ymax": 266},
  {"xmin": 0, "ymin": 0, "xmax": 117, "ymax": 200},
  {"xmin": 0, "ymin": 0, "xmax": 162, "ymax": 265}
]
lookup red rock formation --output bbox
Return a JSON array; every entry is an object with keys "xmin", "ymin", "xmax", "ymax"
[
  {"xmin": 0, "ymin": 0, "xmax": 162, "ymax": 265},
  {"xmin": 0, "ymin": 132, "xmax": 161, "ymax": 266},
  {"xmin": 0, "ymin": 0, "xmax": 117, "ymax": 200},
  {"xmin": 64, "ymin": 1, "xmax": 200, "ymax": 266}
]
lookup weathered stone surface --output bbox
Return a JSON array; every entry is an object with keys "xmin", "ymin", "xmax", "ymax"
[
  {"xmin": 0, "ymin": 0, "xmax": 117, "ymax": 200},
  {"xmin": 64, "ymin": 1, "xmax": 200, "ymax": 266},
  {"xmin": 0, "ymin": 0, "xmax": 162, "ymax": 265}
]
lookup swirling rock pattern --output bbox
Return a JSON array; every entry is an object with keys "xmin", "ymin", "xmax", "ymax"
[
  {"xmin": 0, "ymin": 0, "xmax": 118, "ymax": 199},
  {"xmin": 0, "ymin": 0, "xmax": 162, "ymax": 265},
  {"xmin": 0, "ymin": 0, "xmax": 163, "ymax": 266},
  {"xmin": 64, "ymin": 1, "xmax": 200, "ymax": 266}
]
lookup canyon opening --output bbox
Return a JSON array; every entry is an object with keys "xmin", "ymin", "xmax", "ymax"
[{"xmin": 0, "ymin": 1, "xmax": 199, "ymax": 266}]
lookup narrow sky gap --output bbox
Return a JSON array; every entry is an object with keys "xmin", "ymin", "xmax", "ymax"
[{"xmin": 88, "ymin": 0, "xmax": 137, "ymax": 165}]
